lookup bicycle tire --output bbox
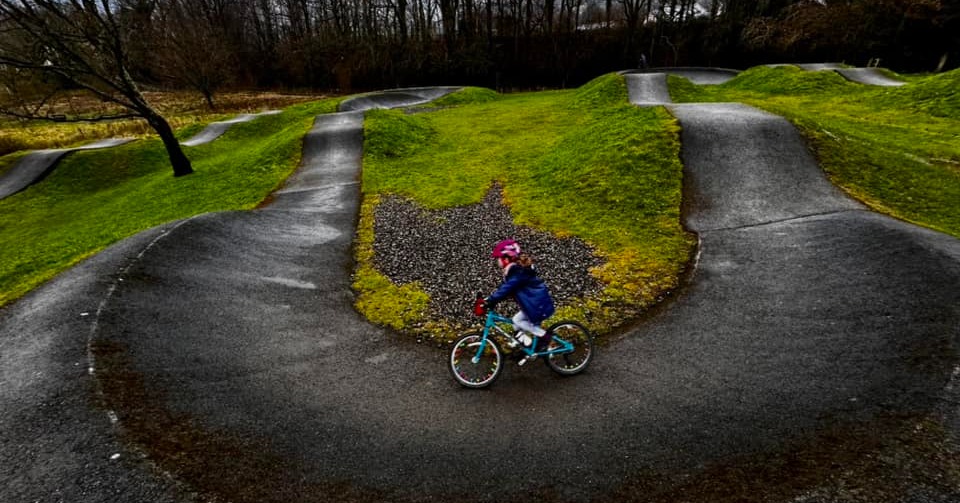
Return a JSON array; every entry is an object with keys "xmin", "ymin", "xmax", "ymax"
[
  {"xmin": 543, "ymin": 321, "xmax": 593, "ymax": 376},
  {"xmin": 449, "ymin": 332, "xmax": 503, "ymax": 388}
]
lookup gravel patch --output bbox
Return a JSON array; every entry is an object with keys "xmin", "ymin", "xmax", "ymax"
[{"xmin": 372, "ymin": 185, "xmax": 603, "ymax": 327}]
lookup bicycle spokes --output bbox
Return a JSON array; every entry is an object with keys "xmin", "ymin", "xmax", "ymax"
[{"xmin": 450, "ymin": 334, "xmax": 503, "ymax": 388}]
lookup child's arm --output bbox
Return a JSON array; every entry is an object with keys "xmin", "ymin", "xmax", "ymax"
[{"xmin": 485, "ymin": 268, "xmax": 524, "ymax": 306}]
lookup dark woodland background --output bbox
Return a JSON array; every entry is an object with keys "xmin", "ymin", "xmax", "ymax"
[
  {"xmin": 1, "ymin": 1, "xmax": 954, "ymax": 176},
  {"xmin": 121, "ymin": 0, "xmax": 957, "ymax": 93},
  {"xmin": 3, "ymin": 0, "xmax": 959, "ymax": 96}
]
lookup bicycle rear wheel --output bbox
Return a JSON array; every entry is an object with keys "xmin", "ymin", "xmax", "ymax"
[
  {"xmin": 544, "ymin": 321, "xmax": 593, "ymax": 376},
  {"xmin": 449, "ymin": 333, "xmax": 503, "ymax": 388}
]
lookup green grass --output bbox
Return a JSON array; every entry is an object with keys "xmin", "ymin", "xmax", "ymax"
[
  {"xmin": 427, "ymin": 87, "xmax": 499, "ymax": 107},
  {"xmin": 356, "ymin": 75, "xmax": 696, "ymax": 339},
  {"xmin": 0, "ymin": 98, "xmax": 341, "ymax": 306},
  {"xmin": 670, "ymin": 66, "xmax": 960, "ymax": 237}
]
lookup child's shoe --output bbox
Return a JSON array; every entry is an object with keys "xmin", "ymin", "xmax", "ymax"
[{"xmin": 514, "ymin": 332, "xmax": 533, "ymax": 347}]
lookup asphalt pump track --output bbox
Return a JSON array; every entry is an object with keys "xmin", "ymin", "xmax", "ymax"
[
  {"xmin": 181, "ymin": 110, "xmax": 283, "ymax": 147},
  {"xmin": 2, "ymin": 81, "xmax": 959, "ymax": 502},
  {"xmin": 0, "ymin": 138, "xmax": 135, "ymax": 201},
  {"xmin": 0, "ymin": 109, "xmax": 287, "ymax": 202}
]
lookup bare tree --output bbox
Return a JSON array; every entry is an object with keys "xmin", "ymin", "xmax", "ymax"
[
  {"xmin": 439, "ymin": 0, "xmax": 459, "ymax": 56},
  {"xmin": 155, "ymin": 0, "xmax": 239, "ymax": 109},
  {"xmin": 0, "ymin": 0, "xmax": 193, "ymax": 176},
  {"xmin": 0, "ymin": 63, "xmax": 61, "ymax": 120},
  {"xmin": 620, "ymin": 0, "xmax": 652, "ymax": 59}
]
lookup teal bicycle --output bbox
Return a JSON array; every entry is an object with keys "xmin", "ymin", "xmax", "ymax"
[{"xmin": 449, "ymin": 296, "xmax": 594, "ymax": 388}]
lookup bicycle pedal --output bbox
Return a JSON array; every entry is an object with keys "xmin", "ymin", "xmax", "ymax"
[{"xmin": 517, "ymin": 354, "xmax": 537, "ymax": 367}]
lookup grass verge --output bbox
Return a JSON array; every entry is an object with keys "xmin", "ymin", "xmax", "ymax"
[
  {"xmin": 355, "ymin": 78, "xmax": 696, "ymax": 341},
  {"xmin": 669, "ymin": 65, "xmax": 960, "ymax": 237},
  {"xmin": 0, "ymin": 98, "xmax": 341, "ymax": 306}
]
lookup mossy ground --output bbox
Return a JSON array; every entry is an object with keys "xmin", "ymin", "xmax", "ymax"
[{"xmin": 356, "ymin": 79, "xmax": 695, "ymax": 341}]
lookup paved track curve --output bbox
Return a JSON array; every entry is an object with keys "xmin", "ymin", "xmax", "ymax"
[
  {"xmin": 338, "ymin": 86, "xmax": 464, "ymax": 112},
  {"xmin": 784, "ymin": 63, "xmax": 906, "ymax": 86},
  {"xmin": 1, "ymin": 109, "xmax": 287, "ymax": 202},
  {"xmin": 2, "ymin": 78, "xmax": 959, "ymax": 503},
  {"xmin": 181, "ymin": 110, "xmax": 282, "ymax": 146},
  {"xmin": 834, "ymin": 67, "xmax": 906, "ymax": 86},
  {"xmin": 794, "ymin": 63, "xmax": 846, "ymax": 71},
  {"xmin": 622, "ymin": 73, "xmax": 672, "ymax": 106},
  {"xmin": 0, "ymin": 138, "xmax": 134, "ymax": 200},
  {"xmin": 621, "ymin": 67, "xmax": 739, "ymax": 85}
]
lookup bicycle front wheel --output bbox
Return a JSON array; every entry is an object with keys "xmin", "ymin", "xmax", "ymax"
[
  {"xmin": 449, "ymin": 333, "xmax": 503, "ymax": 388},
  {"xmin": 544, "ymin": 321, "xmax": 594, "ymax": 376}
]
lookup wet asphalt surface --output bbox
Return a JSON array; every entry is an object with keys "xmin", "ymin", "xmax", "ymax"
[
  {"xmin": 622, "ymin": 67, "xmax": 741, "ymax": 85},
  {"xmin": 833, "ymin": 68, "xmax": 906, "ymax": 87},
  {"xmin": 181, "ymin": 111, "xmax": 282, "ymax": 147},
  {"xmin": 0, "ymin": 138, "xmax": 135, "ymax": 201},
  {"xmin": 2, "ymin": 79, "xmax": 960, "ymax": 502}
]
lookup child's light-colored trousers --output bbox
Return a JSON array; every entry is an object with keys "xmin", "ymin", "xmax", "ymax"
[{"xmin": 513, "ymin": 311, "xmax": 546, "ymax": 337}]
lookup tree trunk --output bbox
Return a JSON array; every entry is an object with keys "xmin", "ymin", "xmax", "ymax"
[
  {"xmin": 147, "ymin": 112, "xmax": 194, "ymax": 177},
  {"xmin": 202, "ymin": 88, "xmax": 216, "ymax": 110},
  {"xmin": 396, "ymin": 0, "xmax": 408, "ymax": 43},
  {"xmin": 545, "ymin": 0, "xmax": 555, "ymax": 33},
  {"xmin": 440, "ymin": 0, "xmax": 458, "ymax": 58}
]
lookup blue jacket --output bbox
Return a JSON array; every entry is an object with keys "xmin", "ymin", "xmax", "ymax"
[{"xmin": 487, "ymin": 264, "xmax": 555, "ymax": 324}]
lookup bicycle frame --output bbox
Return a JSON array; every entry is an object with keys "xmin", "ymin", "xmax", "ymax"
[{"xmin": 472, "ymin": 307, "xmax": 573, "ymax": 364}]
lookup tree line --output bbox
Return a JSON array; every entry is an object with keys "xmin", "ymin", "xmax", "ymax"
[
  {"xmin": 0, "ymin": 0, "xmax": 956, "ymax": 176},
  {"xmin": 150, "ymin": 0, "xmax": 960, "ymax": 92},
  {"xmin": 5, "ymin": 1, "xmax": 958, "ymax": 93}
]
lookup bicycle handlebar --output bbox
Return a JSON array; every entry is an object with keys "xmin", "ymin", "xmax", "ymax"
[{"xmin": 473, "ymin": 293, "xmax": 487, "ymax": 317}]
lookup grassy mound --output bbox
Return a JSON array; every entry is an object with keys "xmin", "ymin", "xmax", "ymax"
[
  {"xmin": 428, "ymin": 87, "xmax": 500, "ymax": 107},
  {"xmin": 878, "ymin": 68, "xmax": 960, "ymax": 118},
  {"xmin": 668, "ymin": 66, "xmax": 854, "ymax": 102},
  {"xmin": 670, "ymin": 64, "xmax": 960, "ymax": 238},
  {"xmin": 356, "ymin": 74, "xmax": 695, "ymax": 340},
  {"xmin": 720, "ymin": 65, "xmax": 854, "ymax": 95},
  {"xmin": 363, "ymin": 110, "xmax": 436, "ymax": 159},
  {"xmin": 573, "ymin": 73, "xmax": 631, "ymax": 108}
]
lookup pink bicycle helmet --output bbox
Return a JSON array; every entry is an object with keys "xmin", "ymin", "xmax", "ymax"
[{"xmin": 491, "ymin": 239, "xmax": 521, "ymax": 259}]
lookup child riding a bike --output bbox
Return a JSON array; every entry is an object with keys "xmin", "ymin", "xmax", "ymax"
[
  {"xmin": 484, "ymin": 239, "xmax": 555, "ymax": 351},
  {"xmin": 450, "ymin": 240, "xmax": 592, "ymax": 388}
]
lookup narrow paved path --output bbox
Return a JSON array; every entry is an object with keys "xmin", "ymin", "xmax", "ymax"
[
  {"xmin": 0, "ymin": 138, "xmax": 134, "ymax": 200},
  {"xmin": 628, "ymin": 73, "xmax": 960, "ymax": 500},
  {"xmin": 789, "ymin": 63, "xmax": 906, "ymax": 86},
  {"xmin": 834, "ymin": 67, "xmax": 906, "ymax": 86},
  {"xmin": 181, "ymin": 110, "xmax": 282, "ymax": 146},
  {"xmin": 1, "ymin": 79, "xmax": 958, "ymax": 503},
  {"xmin": 337, "ymin": 86, "xmax": 463, "ymax": 111},
  {"xmin": 0, "ymin": 223, "xmax": 188, "ymax": 502},
  {"xmin": 621, "ymin": 67, "xmax": 739, "ymax": 84},
  {"xmin": 622, "ymin": 73, "xmax": 672, "ymax": 105},
  {"xmin": 795, "ymin": 63, "xmax": 845, "ymax": 71},
  {"xmin": 2, "ymin": 108, "xmax": 286, "ymax": 202}
]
